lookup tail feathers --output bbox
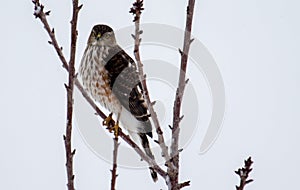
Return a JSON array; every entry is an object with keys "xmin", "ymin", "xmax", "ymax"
[{"xmin": 139, "ymin": 133, "xmax": 158, "ymax": 182}]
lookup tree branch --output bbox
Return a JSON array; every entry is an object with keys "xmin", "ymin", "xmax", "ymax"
[
  {"xmin": 235, "ymin": 157, "xmax": 254, "ymax": 190},
  {"xmin": 169, "ymin": 0, "xmax": 195, "ymax": 189},
  {"xmin": 63, "ymin": 1, "xmax": 81, "ymax": 190},
  {"xmin": 130, "ymin": 0, "xmax": 171, "ymax": 167},
  {"xmin": 32, "ymin": 0, "xmax": 167, "ymax": 180},
  {"xmin": 110, "ymin": 137, "xmax": 119, "ymax": 190},
  {"xmin": 33, "ymin": 0, "xmax": 82, "ymax": 189},
  {"xmin": 178, "ymin": 181, "xmax": 191, "ymax": 189}
]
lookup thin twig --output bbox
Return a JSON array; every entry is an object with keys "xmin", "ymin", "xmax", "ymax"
[
  {"xmin": 33, "ymin": 0, "xmax": 69, "ymax": 71},
  {"xmin": 178, "ymin": 181, "xmax": 191, "ymax": 189},
  {"xmin": 130, "ymin": 0, "xmax": 171, "ymax": 166},
  {"xmin": 110, "ymin": 137, "xmax": 119, "ymax": 190},
  {"xmin": 170, "ymin": 0, "xmax": 195, "ymax": 189},
  {"xmin": 235, "ymin": 157, "xmax": 254, "ymax": 190},
  {"xmin": 32, "ymin": 1, "xmax": 167, "ymax": 179}
]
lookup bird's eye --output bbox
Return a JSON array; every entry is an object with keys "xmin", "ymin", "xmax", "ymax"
[{"xmin": 96, "ymin": 33, "xmax": 101, "ymax": 39}]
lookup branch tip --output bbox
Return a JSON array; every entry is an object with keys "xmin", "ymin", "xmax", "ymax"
[
  {"xmin": 45, "ymin": 10, "xmax": 51, "ymax": 16},
  {"xmin": 151, "ymin": 101, "xmax": 156, "ymax": 106},
  {"xmin": 178, "ymin": 180, "xmax": 191, "ymax": 189},
  {"xmin": 78, "ymin": 4, "xmax": 83, "ymax": 10},
  {"xmin": 190, "ymin": 38, "xmax": 194, "ymax": 44},
  {"xmin": 178, "ymin": 48, "xmax": 183, "ymax": 56},
  {"xmin": 235, "ymin": 156, "xmax": 254, "ymax": 190},
  {"xmin": 179, "ymin": 115, "xmax": 184, "ymax": 122},
  {"xmin": 64, "ymin": 83, "xmax": 69, "ymax": 90},
  {"xmin": 185, "ymin": 78, "xmax": 189, "ymax": 84}
]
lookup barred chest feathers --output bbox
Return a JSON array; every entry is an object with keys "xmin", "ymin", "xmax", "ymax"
[{"xmin": 79, "ymin": 45, "xmax": 122, "ymax": 115}]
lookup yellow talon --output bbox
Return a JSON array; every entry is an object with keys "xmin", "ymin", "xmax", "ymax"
[
  {"xmin": 102, "ymin": 113, "xmax": 119, "ymax": 138},
  {"xmin": 102, "ymin": 113, "xmax": 113, "ymax": 126},
  {"xmin": 109, "ymin": 122, "xmax": 119, "ymax": 138}
]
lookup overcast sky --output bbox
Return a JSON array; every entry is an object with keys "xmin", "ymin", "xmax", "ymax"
[{"xmin": 1, "ymin": 0, "xmax": 300, "ymax": 189}]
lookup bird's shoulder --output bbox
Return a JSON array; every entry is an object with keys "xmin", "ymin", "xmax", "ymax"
[{"xmin": 106, "ymin": 45, "xmax": 135, "ymax": 66}]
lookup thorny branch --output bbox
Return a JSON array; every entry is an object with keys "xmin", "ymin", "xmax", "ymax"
[
  {"xmin": 33, "ymin": 0, "xmax": 82, "ymax": 189},
  {"xmin": 32, "ymin": 0, "xmax": 166, "ymax": 181},
  {"xmin": 130, "ymin": 0, "xmax": 171, "ymax": 167},
  {"xmin": 110, "ymin": 138, "xmax": 119, "ymax": 190},
  {"xmin": 170, "ymin": 0, "xmax": 195, "ymax": 189},
  {"xmin": 235, "ymin": 157, "xmax": 254, "ymax": 190}
]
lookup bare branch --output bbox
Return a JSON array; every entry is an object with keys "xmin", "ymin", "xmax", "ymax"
[
  {"xmin": 130, "ymin": 0, "xmax": 171, "ymax": 168},
  {"xmin": 33, "ymin": 1, "xmax": 81, "ymax": 189},
  {"xmin": 110, "ymin": 137, "xmax": 119, "ymax": 190},
  {"xmin": 235, "ymin": 157, "xmax": 254, "ymax": 190},
  {"xmin": 32, "ymin": 0, "xmax": 69, "ymax": 71},
  {"xmin": 64, "ymin": 0, "xmax": 81, "ymax": 189},
  {"xmin": 65, "ymin": 0, "xmax": 81, "ymax": 189},
  {"xmin": 169, "ymin": 0, "xmax": 195, "ymax": 189},
  {"xmin": 178, "ymin": 180, "xmax": 191, "ymax": 189}
]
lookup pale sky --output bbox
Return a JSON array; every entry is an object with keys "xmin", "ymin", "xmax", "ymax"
[{"xmin": 1, "ymin": 0, "xmax": 300, "ymax": 189}]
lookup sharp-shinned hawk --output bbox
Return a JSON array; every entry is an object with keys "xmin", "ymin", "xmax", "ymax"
[{"xmin": 79, "ymin": 24, "xmax": 157, "ymax": 181}]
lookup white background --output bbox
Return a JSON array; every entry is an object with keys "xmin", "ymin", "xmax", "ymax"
[{"xmin": 1, "ymin": 0, "xmax": 299, "ymax": 189}]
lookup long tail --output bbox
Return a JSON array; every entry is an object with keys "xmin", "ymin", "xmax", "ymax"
[{"xmin": 139, "ymin": 133, "xmax": 158, "ymax": 182}]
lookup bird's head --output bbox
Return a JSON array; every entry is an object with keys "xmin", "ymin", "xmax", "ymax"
[{"xmin": 88, "ymin": 24, "xmax": 117, "ymax": 46}]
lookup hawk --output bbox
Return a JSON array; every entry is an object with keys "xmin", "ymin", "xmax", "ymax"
[{"xmin": 79, "ymin": 24, "xmax": 157, "ymax": 181}]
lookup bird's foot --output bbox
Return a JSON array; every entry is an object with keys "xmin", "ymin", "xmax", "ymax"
[
  {"xmin": 109, "ymin": 122, "xmax": 119, "ymax": 138},
  {"xmin": 102, "ymin": 113, "xmax": 119, "ymax": 138},
  {"xmin": 102, "ymin": 113, "xmax": 113, "ymax": 127}
]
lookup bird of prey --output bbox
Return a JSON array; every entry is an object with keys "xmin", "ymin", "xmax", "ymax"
[{"xmin": 79, "ymin": 24, "xmax": 157, "ymax": 182}]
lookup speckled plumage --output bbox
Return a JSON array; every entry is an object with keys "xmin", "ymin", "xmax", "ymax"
[
  {"xmin": 79, "ymin": 24, "xmax": 157, "ymax": 181},
  {"xmin": 79, "ymin": 45, "xmax": 122, "ymax": 114}
]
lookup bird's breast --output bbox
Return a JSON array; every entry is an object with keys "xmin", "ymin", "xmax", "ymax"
[{"xmin": 79, "ymin": 45, "xmax": 122, "ymax": 114}]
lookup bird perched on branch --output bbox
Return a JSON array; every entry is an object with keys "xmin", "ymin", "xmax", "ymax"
[{"xmin": 79, "ymin": 24, "xmax": 157, "ymax": 182}]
